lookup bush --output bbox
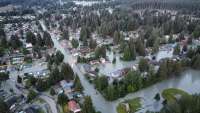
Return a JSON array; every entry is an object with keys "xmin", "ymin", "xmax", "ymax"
[
  {"xmin": 154, "ymin": 93, "xmax": 160, "ymax": 101},
  {"xmin": 27, "ymin": 89, "xmax": 38, "ymax": 102},
  {"xmin": 50, "ymin": 88, "xmax": 56, "ymax": 96}
]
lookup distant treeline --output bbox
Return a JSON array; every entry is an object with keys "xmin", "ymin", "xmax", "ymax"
[
  {"xmin": 131, "ymin": 1, "xmax": 200, "ymax": 11},
  {"xmin": 116, "ymin": 0, "xmax": 200, "ymax": 13},
  {"xmin": 0, "ymin": 9, "xmax": 35, "ymax": 16},
  {"xmin": 0, "ymin": 1, "xmax": 10, "ymax": 7},
  {"xmin": 0, "ymin": 0, "xmax": 57, "ymax": 8}
]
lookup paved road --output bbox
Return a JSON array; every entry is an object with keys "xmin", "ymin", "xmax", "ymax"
[
  {"xmin": 39, "ymin": 94, "xmax": 58, "ymax": 113},
  {"xmin": 59, "ymin": 0, "xmax": 63, "ymax": 6},
  {"xmin": 9, "ymin": 71, "xmax": 58, "ymax": 113}
]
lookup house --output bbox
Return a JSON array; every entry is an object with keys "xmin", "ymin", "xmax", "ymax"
[
  {"xmin": 132, "ymin": 65, "xmax": 137, "ymax": 71},
  {"xmin": 0, "ymin": 66, "xmax": 7, "ymax": 73},
  {"xmin": 90, "ymin": 60, "xmax": 100, "ymax": 65},
  {"xmin": 25, "ymin": 43, "xmax": 33, "ymax": 51},
  {"xmin": 60, "ymin": 80, "xmax": 74, "ymax": 94},
  {"xmin": 66, "ymin": 92, "xmax": 74, "ymax": 100},
  {"xmin": 100, "ymin": 57, "xmax": 106, "ymax": 63},
  {"xmin": 68, "ymin": 100, "xmax": 81, "ymax": 113},
  {"xmin": 81, "ymin": 64, "xmax": 97, "ymax": 77},
  {"xmin": 109, "ymin": 68, "xmax": 130, "ymax": 78},
  {"xmin": 53, "ymin": 85, "xmax": 63, "ymax": 94},
  {"xmin": 81, "ymin": 64, "xmax": 96, "ymax": 73},
  {"xmin": 34, "ymin": 69, "xmax": 50, "ymax": 78},
  {"xmin": 78, "ymin": 47, "xmax": 91, "ymax": 55},
  {"xmin": 10, "ymin": 54, "xmax": 24, "ymax": 65}
]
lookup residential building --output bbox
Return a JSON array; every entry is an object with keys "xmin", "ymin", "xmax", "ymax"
[
  {"xmin": 60, "ymin": 80, "xmax": 74, "ymax": 94},
  {"xmin": 68, "ymin": 100, "xmax": 81, "ymax": 113}
]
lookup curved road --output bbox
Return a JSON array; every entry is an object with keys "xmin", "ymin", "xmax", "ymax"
[{"xmin": 39, "ymin": 94, "xmax": 58, "ymax": 113}]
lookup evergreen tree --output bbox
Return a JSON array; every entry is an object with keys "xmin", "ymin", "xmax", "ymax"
[
  {"xmin": 139, "ymin": 58, "xmax": 149, "ymax": 72},
  {"xmin": 136, "ymin": 39, "xmax": 146, "ymax": 56},
  {"xmin": 113, "ymin": 31, "xmax": 121, "ymax": 44},
  {"xmin": 61, "ymin": 29, "xmax": 69, "ymax": 40},
  {"xmin": 17, "ymin": 75, "xmax": 22, "ymax": 83},
  {"xmin": 89, "ymin": 39, "xmax": 97, "ymax": 49},
  {"xmin": 157, "ymin": 61, "xmax": 168, "ymax": 79},
  {"xmin": 95, "ymin": 46, "xmax": 106, "ymax": 58},
  {"xmin": 0, "ymin": 98, "xmax": 9, "ymax": 113},
  {"xmin": 74, "ymin": 76, "xmax": 83, "ymax": 92},
  {"xmin": 191, "ymin": 54, "xmax": 200, "ymax": 70},
  {"xmin": 26, "ymin": 31, "xmax": 36, "ymax": 45},
  {"xmin": 43, "ymin": 31, "xmax": 54, "ymax": 47},
  {"xmin": 0, "ymin": 72, "xmax": 9, "ymax": 82},
  {"xmin": 71, "ymin": 39, "xmax": 79, "ymax": 48},
  {"xmin": 27, "ymin": 89, "xmax": 37, "ymax": 102},
  {"xmin": 9, "ymin": 35, "xmax": 22, "ymax": 49},
  {"xmin": 61, "ymin": 63, "xmax": 74, "ymax": 80},
  {"xmin": 0, "ymin": 36, "xmax": 8, "ymax": 48},
  {"xmin": 94, "ymin": 76, "xmax": 108, "ymax": 91},
  {"xmin": 57, "ymin": 93, "xmax": 68, "ymax": 105},
  {"xmin": 173, "ymin": 44, "xmax": 181, "ymax": 55},
  {"xmin": 152, "ymin": 39, "xmax": 160, "ymax": 54},
  {"xmin": 55, "ymin": 51, "xmax": 64, "ymax": 65},
  {"xmin": 192, "ymin": 26, "xmax": 200, "ymax": 39},
  {"xmin": 50, "ymin": 88, "xmax": 56, "ymax": 96},
  {"xmin": 82, "ymin": 96, "xmax": 96, "ymax": 113},
  {"xmin": 122, "ymin": 43, "xmax": 136, "ymax": 61},
  {"xmin": 36, "ymin": 79, "xmax": 49, "ymax": 91},
  {"xmin": 80, "ymin": 26, "xmax": 90, "ymax": 42},
  {"xmin": 154, "ymin": 93, "xmax": 160, "ymax": 101},
  {"xmin": 36, "ymin": 33, "xmax": 44, "ymax": 47}
]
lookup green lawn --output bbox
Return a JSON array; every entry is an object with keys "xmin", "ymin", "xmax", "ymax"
[
  {"xmin": 117, "ymin": 103, "xmax": 127, "ymax": 113},
  {"xmin": 34, "ymin": 98, "xmax": 45, "ymax": 104},
  {"xmin": 117, "ymin": 97, "xmax": 141, "ymax": 113},
  {"xmin": 162, "ymin": 88, "xmax": 190, "ymax": 103}
]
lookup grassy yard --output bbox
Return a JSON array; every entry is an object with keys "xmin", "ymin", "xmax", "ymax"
[
  {"xmin": 117, "ymin": 97, "xmax": 141, "ymax": 113},
  {"xmin": 34, "ymin": 98, "xmax": 46, "ymax": 104},
  {"xmin": 60, "ymin": 104, "xmax": 70, "ymax": 113},
  {"xmin": 162, "ymin": 88, "xmax": 190, "ymax": 103},
  {"xmin": 117, "ymin": 103, "xmax": 127, "ymax": 113}
]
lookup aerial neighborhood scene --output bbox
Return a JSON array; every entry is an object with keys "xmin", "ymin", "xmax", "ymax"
[{"xmin": 1, "ymin": 0, "xmax": 200, "ymax": 113}]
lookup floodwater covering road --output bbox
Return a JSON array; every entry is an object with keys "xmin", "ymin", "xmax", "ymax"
[
  {"xmin": 39, "ymin": 94, "xmax": 58, "ymax": 113},
  {"xmin": 40, "ymin": 20, "xmax": 200, "ymax": 113}
]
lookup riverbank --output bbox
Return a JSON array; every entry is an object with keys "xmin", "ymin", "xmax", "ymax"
[{"xmin": 113, "ymin": 69, "xmax": 200, "ymax": 113}]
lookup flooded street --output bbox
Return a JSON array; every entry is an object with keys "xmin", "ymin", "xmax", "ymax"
[
  {"xmin": 40, "ymin": 20, "xmax": 200, "ymax": 113},
  {"xmin": 99, "ymin": 51, "xmax": 139, "ymax": 76}
]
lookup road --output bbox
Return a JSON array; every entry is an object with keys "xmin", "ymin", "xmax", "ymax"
[
  {"xmin": 39, "ymin": 94, "xmax": 58, "ymax": 113},
  {"xmin": 7, "ymin": 59, "xmax": 58, "ymax": 113},
  {"xmin": 59, "ymin": 0, "xmax": 63, "ymax": 6}
]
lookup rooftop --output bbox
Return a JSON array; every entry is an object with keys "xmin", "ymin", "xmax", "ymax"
[{"xmin": 68, "ymin": 100, "xmax": 81, "ymax": 113}]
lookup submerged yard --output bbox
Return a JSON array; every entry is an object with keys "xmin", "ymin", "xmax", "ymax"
[
  {"xmin": 162, "ymin": 88, "xmax": 190, "ymax": 103},
  {"xmin": 117, "ymin": 97, "xmax": 141, "ymax": 113}
]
